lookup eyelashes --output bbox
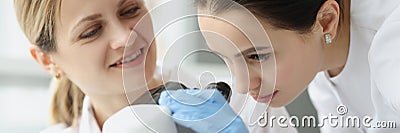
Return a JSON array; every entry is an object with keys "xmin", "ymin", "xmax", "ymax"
[
  {"xmin": 120, "ymin": 6, "xmax": 140, "ymax": 17},
  {"xmin": 79, "ymin": 24, "xmax": 103, "ymax": 39},
  {"xmin": 247, "ymin": 53, "xmax": 271, "ymax": 62}
]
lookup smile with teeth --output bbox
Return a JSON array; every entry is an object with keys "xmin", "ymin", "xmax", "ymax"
[{"xmin": 111, "ymin": 48, "xmax": 143, "ymax": 67}]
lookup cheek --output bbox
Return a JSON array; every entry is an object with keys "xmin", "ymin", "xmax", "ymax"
[
  {"xmin": 273, "ymin": 37, "xmax": 320, "ymax": 90},
  {"xmin": 261, "ymin": 59, "xmax": 276, "ymax": 85},
  {"xmin": 272, "ymin": 61, "xmax": 310, "ymax": 107},
  {"xmin": 272, "ymin": 46, "xmax": 322, "ymax": 106},
  {"xmin": 144, "ymin": 43, "xmax": 157, "ymax": 80},
  {"xmin": 136, "ymin": 12, "xmax": 154, "ymax": 44},
  {"xmin": 55, "ymin": 42, "xmax": 114, "ymax": 94},
  {"xmin": 275, "ymin": 57, "xmax": 295, "ymax": 89},
  {"xmin": 58, "ymin": 44, "xmax": 105, "ymax": 75},
  {"xmin": 276, "ymin": 50, "xmax": 318, "ymax": 90}
]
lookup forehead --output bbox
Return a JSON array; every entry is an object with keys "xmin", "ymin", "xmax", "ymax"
[
  {"xmin": 60, "ymin": 0, "xmax": 104, "ymax": 22},
  {"xmin": 198, "ymin": 16, "xmax": 246, "ymax": 53},
  {"xmin": 198, "ymin": 10, "xmax": 272, "ymax": 55},
  {"xmin": 57, "ymin": 0, "xmax": 111, "ymax": 36},
  {"xmin": 58, "ymin": 0, "xmax": 141, "ymax": 27}
]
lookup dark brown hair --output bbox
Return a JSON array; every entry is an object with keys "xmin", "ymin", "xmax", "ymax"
[{"xmin": 196, "ymin": 0, "xmax": 343, "ymax": 33}]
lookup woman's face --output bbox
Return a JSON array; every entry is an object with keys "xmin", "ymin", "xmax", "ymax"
[
  {"xmin": 198, "ymin": 11, "xmax": 324, "ymax": 107},
  {"xmin": 51, "ymin": 0, "xmax": 157, "ymax": 95}
]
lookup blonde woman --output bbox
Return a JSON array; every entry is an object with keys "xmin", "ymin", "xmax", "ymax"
[{"xmin": 13, "ymin": 0, "xmax": 168, "ymax": 132}]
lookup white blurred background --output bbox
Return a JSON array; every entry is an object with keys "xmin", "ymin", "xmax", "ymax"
[{"xmin": 0, "ymin": 0, "xmax": 52, "ymax": 132}]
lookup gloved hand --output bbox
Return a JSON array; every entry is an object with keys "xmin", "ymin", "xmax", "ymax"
[{"xmin": 159, "ymin": 89, "xmax": 249, "ymax": 133}]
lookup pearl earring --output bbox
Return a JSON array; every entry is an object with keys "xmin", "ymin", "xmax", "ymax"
[{"xmin": 324, "ymin": 33, "xmax": 332, "ymax": 44}]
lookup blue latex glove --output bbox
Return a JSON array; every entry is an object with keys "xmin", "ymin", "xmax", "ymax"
[{"xmin": 159, "ymin": 89, "xmax": 249, "ymax": 133}]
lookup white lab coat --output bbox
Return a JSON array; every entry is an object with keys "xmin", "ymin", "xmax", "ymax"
[
  {"xmin": 40, "ymin": 65, "xmax": 297, "ymax": 133},
  {"xmin": 368, "ymin": 3, "xmax": 400, "ymax": 133},
  {"xmin": 308, "ymin": 0, "xmax": 400, "ymax": 132},
  {"xmin": 40, "ymin": 97, "xmax": 98, "ymax": 133}
]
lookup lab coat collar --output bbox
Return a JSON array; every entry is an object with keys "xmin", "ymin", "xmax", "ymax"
[{"xmin": 78, "ymin": 96, "xmax": 101, "ymax": 133}]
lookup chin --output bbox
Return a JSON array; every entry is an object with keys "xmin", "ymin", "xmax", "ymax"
[
  {"xmin": 268, "ymin": 101, "xmax": 286, "ymax": 107},
  {"xmin": 268, "ymin": 97, "xmax": 295, "ymax": 107}
]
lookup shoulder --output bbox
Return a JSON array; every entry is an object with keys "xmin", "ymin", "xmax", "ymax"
[
  {"xmin": 369, "ymin": 4, "xmax": 400, "ymax": 113},
  {"xmin": 351, "ymin": 0, "xmax": 400, "ymax": 30},
  {"xmin": 40, "ymin": 123, "xmax": 78, "ymax": 133},
  {"xmin": 370, "ymin": 4, "xmax": 400, "ymax": 56},
  {"xmin": 369, "ymin": 4, "xmax": 400, "ymax": 75}
]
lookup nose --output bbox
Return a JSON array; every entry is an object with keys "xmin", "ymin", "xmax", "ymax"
[
  {"xmin": 248, "ymin": 77, "xmax": 262, "ymax": 94},
  {"xmin": 235, "ymin": 67, "xmax": 262, "ymax": 94},
  {"xmin": 110, "ymin": 22, "xmax": 136, "ymax": 50}
]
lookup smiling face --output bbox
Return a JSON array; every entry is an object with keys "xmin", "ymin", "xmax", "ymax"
[
  {"xmin": 198, "ymin": 11, "xmax": 324, "ymax": 107},
  {"xmin": 49, "ymin": 0, "xmax": 157, "ymax": 95}
]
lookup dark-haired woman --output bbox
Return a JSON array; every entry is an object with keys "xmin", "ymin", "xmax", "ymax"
[{"xmin": 161, "ymin": 0, "xmax": 400, "ymax": 132}]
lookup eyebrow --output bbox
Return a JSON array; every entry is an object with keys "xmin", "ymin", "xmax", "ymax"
[
  {"xmin": 118, "ymin": 0, "xmax": 128, "ymax": 7},
  {"xmin": 234, "ymin": 47, "xmax": 270, "ymax": 57},
  {"xmin": 72, "ymin": 14, "xmax": 102, "ymax": 33},
  {"xmin": 71, "ymin": 0, "xmax": 129, "ymax": 34}
]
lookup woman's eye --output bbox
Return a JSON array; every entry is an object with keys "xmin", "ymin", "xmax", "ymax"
[
  {"xmin": 248, "ymin": 54, "xmax": 270, "ymax": 61},
  {"xmin": 120, "ymin": 6, "xmax": 140, "ymax": 17},
  {"xmin": 79, "ymin": 25, "xmax": 102, "ymax": 39}
]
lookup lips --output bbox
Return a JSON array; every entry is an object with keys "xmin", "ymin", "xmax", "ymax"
[
  {"xmin": 251, "ymin": 90, "xmax": 278, "ymax": 103},
  {"xmin": 109, "ymin": 48, "xmax": 144, "ymax": 68}
]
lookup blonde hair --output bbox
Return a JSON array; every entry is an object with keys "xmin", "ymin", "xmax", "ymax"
[{"xmin": 14, "ymin": 0, "xmax": 85, "ymax": 127}]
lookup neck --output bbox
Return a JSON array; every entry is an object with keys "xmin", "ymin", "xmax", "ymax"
[
  {"xmin": 90, "ymin": 94, "xmax": 129, "ymax": 130},
  {"xmin": 88, "ymin": 77, "xmax": 162, "ymax": 130},
  {"xmin": 322, "ymin": 0, "xmax": 351, "ymax": 77}
]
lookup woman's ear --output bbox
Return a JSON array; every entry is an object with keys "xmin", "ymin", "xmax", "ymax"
[
  {"xmin": 30, "ymin": 45, "xmax": 64, "ymax": 77},
  {"xmin": 317, "ymin": 0, "xmax": 340, "ymax": 39}
]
